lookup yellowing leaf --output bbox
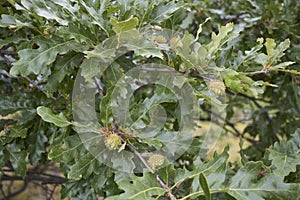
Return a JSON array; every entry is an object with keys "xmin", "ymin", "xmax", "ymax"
[
  {"xmin": 265, "ymin": 38, "xmax": 276, "ymax": 58},
  {"xmin": 110, "ymin": 16, "xmax": 139, "ymax": 34}
]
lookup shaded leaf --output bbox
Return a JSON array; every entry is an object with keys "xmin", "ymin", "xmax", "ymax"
[
  {"xmin": 46, "ymin": 52, "xmax": 83, "ymax": 94},
  {"xmin": 5, "ymin": 143, "xmax": 27, "ymax": 177},
  {"xmin": 10, "ymin": 36, "xmax": 83, "ymax": 76},
  {"xmin": 267, "ymin": 129, "xmax": 300, "ymax": 177},
  {"xmin": 68, "ymin": 153, "xmax": 101, "ymax": 180},
  {"xmin": 175, "ymin": 148, "xmax": 229, "ymax": 193},
  {"xmin": 8, "ymin": 127, "xmax": 28, "ymax": 138},
  {"xmin": 20, "ymin": 0, "xmax": 69, "ymax": 25},
  {"xmin": 48, "ymin": 135, "xmax": 83, "ymax": 162},
  {"xmin": 199, "ymin": 173, "xmax": 211, "ymax": 200},
  {"xmin": 227, "ymin": 161, "xmax": 300, "ymax": 200},
  {"xmin": 106, "ymin": 172, "xmax": 166, "ymax": 200}
]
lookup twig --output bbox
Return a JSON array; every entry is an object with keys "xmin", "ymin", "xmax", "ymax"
[
  {"xmin": 226, "ymin": 89, "xmax": 271, "ymax": 104},
  {"xmin": 93, "ymin": 77, "xmax": 104, "ymax": 98},
  {"xmin": 47, "ymin": 184, "xmax": 57, "ymax": 200},
  {"xmin": 0, "ymin": 50, "xmax": 18, "ymax": 55},
  {"xmin": 0, "ymin": 184, "xmax": 8, "ymax": 200},
  {"xmin": 126, "ymin": 143, "xmax": 154, "ymax": 173},
  {"xmin": 245, "ymin": 70, "xmax": 268, "ymax": 75},
  {"xmin": 1, "ymin": 54, "xmax": 57, "ymax": 100},
  {"xmin": 226, "ymin": 90, "xmax": 278, "ymax": 142},
  {"xmin": 4, "ymin": 179, "xmax": 28, "ymax": 199},
  {"xmin": 2, "ymin": 171, "xmax": 66, "ymax": 185},
  {"xmin": 201, "ymin": 107, "xmax": 258, "ymax": 146},
  {"xmin": 24, "ymin": 76, "xmax": 57, "ymax": 100}
]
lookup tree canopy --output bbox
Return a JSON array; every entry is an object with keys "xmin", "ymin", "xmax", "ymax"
[{"xmin": 0, "ymin": 0, "xmax": 299, "ymax": 199}]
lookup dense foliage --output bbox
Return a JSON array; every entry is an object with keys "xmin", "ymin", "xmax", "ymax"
[{"xmin": 0, "ymin": 0, "xmax": 299, "ymax": 199}]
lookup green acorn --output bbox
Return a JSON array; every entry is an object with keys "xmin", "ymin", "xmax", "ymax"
[
  {"xmin": 208, "ymin": 80, "xmax": 226, "ymax": 96},
  {"xmin": 155, "ymin": 35, "xmax": 167, "ymax": 44},
  {"xmin": 104, "ymin": 133, "xmax": 122, "ymax": 150},
  {"xmin": 169, "ymin": 37, "xmax": 183, "ymax": 47},
  {"xmin": 147, "ymin": 154, "xmax": 165, "ymax": 170}
]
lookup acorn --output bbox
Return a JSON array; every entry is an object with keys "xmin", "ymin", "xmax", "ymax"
[
  {"xmin": 104, "ymin": 133, "xmax": 122, "ymax": 150},
  {"xmin": 169, "ymin": 37, "xmax": 183, "ymax": 47},
  {"xmin": 155, "ymin": 35, "xmax": 167, "ymax": 44},
  {"xmin": 208, "ymin": 80, "xmax": 226, "ymax": 96},
  {"xmin": 147, "ymin": 154, "xmax": 165, "ymax": 170}
]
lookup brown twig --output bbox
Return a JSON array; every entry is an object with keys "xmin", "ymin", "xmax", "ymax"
[
  {"xmin": 0, "ymin": 50, "xmax": 18, "ymax": 56},
  {"xmin": 245, "ymin": 70, "xmax": 268, "ymax": 75},
  {"xmin": 1, "ymin": 53, "xmax": 57, "ymax": 100},
  {"xmin": 226, "ymin": 89, "xmax": 271, "ymax": 104},
  {"xmin": 93, "ymin": 77, "xmax": 104, "ymax": 98},
  {"xmin": 23, "ymin": 76, "xmax": 57, "ymax": 100},
  {"xmin": 201, "ymin": 106, "xmax": 258, "ymax": 146}
]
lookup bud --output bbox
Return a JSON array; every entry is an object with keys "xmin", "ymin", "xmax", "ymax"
[
  {"xmin": 208, "ymin": 80, "xmax": 226, "ymax": 96},
  {"xmin": 104, "ymin": 133, "xmax": 122, "ymax": 150},
  {"xmin": 147, "ymin": 154, "xmax": 165, "ymax": 170}
]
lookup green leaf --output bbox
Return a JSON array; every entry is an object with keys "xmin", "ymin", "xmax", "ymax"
[
  {"xmin": 80, "ymin": 57, "xmax": 102, "ymax": 82},
  {"xmin": 20, "ymin": 0, "xmax": 69, "ymax": 25},
  {"xmin": 272, "ymin": 61, "xmax": 295, "ymax": 70},
  {"xmin": 123, "ymin": 38, "xmax": 163, "ymax": 58},
  {"xmin": 46, "ymin": 52, "xmax": 83, "ymax": 94},
  {"xmin": 78, "ymin": 0, "xmax": 110, "ymax": 35},
  {"xmin": 6, "ymin": 143, "xmax": 27, "ymax": 177},
  {"xmin": 199, "ymin": 173, "xmax": 211, "ymax": 200},
  {"xmin": 265, "ymin": 38, "xmax": 276, "ymax": 58},
  {"xmin": 222, "ymin": 68, "xmax": 265, "ymax": 97},
  {"xmin": 175, "ymin": 148, "xmax": 229, "ymax": 196},
  {"xmin": 0, "ymin": 14, "xmax": 17, "ymax": 27},
  {"xmin": 150, "ymin": 1, "xmax": 184, "ymax": 24},
  {"xmin": 84, "ymin": 45, "xmax": 116, "ymax": 61},
  {"xmin": 110, "ymin": 151, "xmax": 135, "ymax": 173},
  {"xmin": 106, "ymin": 172, "xmax": 166, "ymax": 200},
  {"xmin": 56, "ymin": 23, "xmax": 98, "ymax": 46},
  {"xmin": 0, "ymin": 37, "xmax": 25, "ymax": 49},
  {"xmin": 265, "ymin": 38, "xmax": 291, "ymax": 66},
  {"xmin": 36, "ymin": 106, "xmax": 71, "ymax": 127},
  {"xmin": 8, "ymin": 127, "xmax": 28, "ymax": 138},
  {"xmin": 10, "ymin": 36, "xmax": 83, "ymax": 76},
  {"xmin": 207, "ymin": 23, "xmax": 235, "ymax": 55},
  {"xmin": 227, "ymin": 161, "xmax": 300, "ymax": 200},
  {"xmin": 110, "ymin": 15, "xmax": 139, "ymax": 34},
  {"xmin": 267, "ymin": 129, "xmax": 300, "ymax": 177},
  {"xmin": 48, "ymin": 135, "xmax": 83, "ymax": 162},
  {"xmin": 68, "ymin": 153, "xmax": 101, "ymax": 180}
]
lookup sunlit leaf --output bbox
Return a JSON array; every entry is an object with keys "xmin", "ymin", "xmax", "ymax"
[{"xmin": 37, "ymin": 106, "xmax": 71, "ymax": 127}]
